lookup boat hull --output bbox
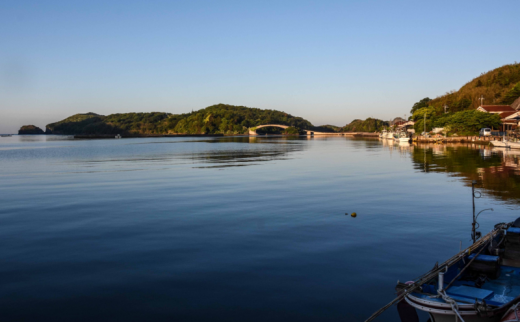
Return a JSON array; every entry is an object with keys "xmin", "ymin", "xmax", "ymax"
[
  {"xmin": 491, "ymin": 140, "xmax": 510, "ymax": 148},
  {"xmin": 405, "ymin": 294, "xmax": 499, "ymax": 322},
  {"xmin": 508, "ymin": 142, "xmax": 520, "ymax": 149}
]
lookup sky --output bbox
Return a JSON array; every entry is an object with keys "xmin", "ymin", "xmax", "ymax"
[{"xmin": 1, "ymin": 0, "xmax": 519, "ymax": 133}]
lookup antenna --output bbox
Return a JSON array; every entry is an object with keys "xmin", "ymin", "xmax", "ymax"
[{"xmin": 471, "ymin": 181, "xmax": 493, "ymax": 243}]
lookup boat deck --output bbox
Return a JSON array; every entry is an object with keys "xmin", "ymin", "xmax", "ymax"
[
  {"xmin": 411, "ymin": 265, "xmax": 520, "ymax": 307},
  {"xmin": 454, "ymin": 265, "xmax": 520, "ymax": 305}
]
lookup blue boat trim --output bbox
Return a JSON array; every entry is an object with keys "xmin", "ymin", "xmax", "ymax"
[
  {"xmin": 507, "ymin": 227, "xmax": 520, "ymax": 234},
  {"xmin": 447, "ymin": 285, "xmax": 493, "ymax": 300},
  {"xmin": 467, "ymin": 254, "xmax": 499, "ymax": 262},
  {"xmin": 394, "ymin": 222, "xmax": 520, "ymax": 321}
]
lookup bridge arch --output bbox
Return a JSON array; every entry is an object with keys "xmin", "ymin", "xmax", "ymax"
[
  {"xmin": 248, "ymin": 124, "xmax": 324, "ymax": 136},
  {"xmin": 249, "ymin": 124, "xmax": 289, "ymax": 135}
]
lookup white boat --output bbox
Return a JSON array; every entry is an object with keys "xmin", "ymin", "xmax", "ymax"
[
  {"xmin": 491, "ymin": 140, "xmax": 510, "ymax": 148},
  {"xmin": 508, "ymin": 142, "xmax": 520, "ymax": 149},
  {"xmin": 398, "ymin": 133, "xmax": 410, "ymax": 143},
  {"xmin": 115, "ymin": 134, "xmax": 122, "ymax": 139}
]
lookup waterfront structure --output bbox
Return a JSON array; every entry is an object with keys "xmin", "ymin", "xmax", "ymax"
[
  {"xmin": 477, "ymin": 105, "xmax": 519, "ymax": 131},
  {"xmin": 397, "ymin": 120, "xmax": 415, "ymax": 133}
]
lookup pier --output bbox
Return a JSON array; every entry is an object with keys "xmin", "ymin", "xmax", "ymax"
[{"xmin": 413, "ymin": 135, "xmax": 503, "ymax": 143}]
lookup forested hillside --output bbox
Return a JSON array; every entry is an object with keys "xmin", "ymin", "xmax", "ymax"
[
  {"xmin": 45, "ymin": 104, "xmax": 314, "ymax": 135},
  {"xmin": 411, "ymin": 62, "xmax": 520, "ymax": 115},
  {"xmin": 341, "ymin": 118, "xmax": 388, "ymax": 132}
]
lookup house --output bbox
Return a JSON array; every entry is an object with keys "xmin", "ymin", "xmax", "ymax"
[
  {"xmin": 397, "ymin": 120, "xmax": 415, "ymax": 133},
  {"xmin": 476, "ymin": 105, "xmax": 515, "ymax": 114},
  {"xmin": 477, "ymin": 105, "xmax": 519, "ymax": 131}
]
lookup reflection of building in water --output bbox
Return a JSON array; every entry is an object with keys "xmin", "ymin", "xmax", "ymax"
[
  {"xmin": 380, "ymin": 138, "xmax": 415, "ymax": 156},
  {"xmin": 409, "ymin": 143, "xmax": 520, "ymax": 205},
  {"xmin": 492, "ymin": 148, "xmax": 520, "ymax": 174}
]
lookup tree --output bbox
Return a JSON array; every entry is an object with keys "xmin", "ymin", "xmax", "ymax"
[
  {"xmin": 502, "ymin": 82, "xmax": 520, "ymax": 105},
  {"xmin": 410, "ymin": 97, "xmax": 431, "ymax": 114},
  {"xmin": 433, "ymin": 110, "xmax": 501, "ymax": 135},
  {"xmin": 412, "ymin": 106, "xmax": 436, "ymax": 133}
]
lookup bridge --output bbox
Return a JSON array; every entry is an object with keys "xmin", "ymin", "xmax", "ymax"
[{"xmin": 249, "ymin": 124, "xmax": 353, "ymax": 136}]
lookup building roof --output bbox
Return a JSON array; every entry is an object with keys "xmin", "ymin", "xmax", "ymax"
[
  {"xmin": 500, "ymin": 111, "xmax": 517, "ymax": 119},
  {"xmin": 512, "ymin": 97, "xmax": 520, "ymax": 111},
  {"xmin": 478, "ymin": 105, "xmax": 515, "ymax": 112}
]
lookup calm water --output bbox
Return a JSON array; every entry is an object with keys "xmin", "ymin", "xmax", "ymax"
[{"xmin": 1, "ymin": 135, "xmax": 520, "ymax": 321}]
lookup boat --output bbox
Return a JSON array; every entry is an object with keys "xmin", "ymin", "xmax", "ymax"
[
  {"xmin": 491, "ymin": 131, "xmax": 516, "ymax": 149},
  {"xmin": 507, "ymin": 141, "xmax": 520, "ymax": 150},
  {"xmin": 398, "ymin": 132, "xmax": 410, "ymax": 143},
  {"xmin": 400, "ymin": 221, "xmax": 520, "ymax": 322},
  {"xmin": 367, "ymin": 184, "xmax": 520, "ymax": 322},
  {"xmin": 115, "ymin": 134, "xmax": 122, "ymax": 139},
  {"xmin": 1, "ymin": 134, "xmax": 12, "ymax": 137},
  {"xmin": 491, "ymin": 140, "xmax": 511, "ymax": 148},
  {"xmin": 379, "ymin": 130, "xmax": 387, "ymax": 139}
]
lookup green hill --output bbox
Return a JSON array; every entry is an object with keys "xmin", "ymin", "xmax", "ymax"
[
  {"xmin": 412, "ymin": 62, "xmax": 520, "ymax": 114},
  {"xmin": 313, "ymin": 125, "xmax": 342, "ymax": 133},
  {"xmin": 45, "ymin": 104, "xmax": 315, "ymax": 135},
  {"xmin": 341, "ymin": 118, "xmax": 389, "ymax": 132},
  {"xmin": 18, "ymin": 125, "xmax": 45, "ymax": 135}
]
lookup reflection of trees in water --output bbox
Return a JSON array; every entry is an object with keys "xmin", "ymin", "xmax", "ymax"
[
  {"xmin": 411, "ymin": 144, "xmax": 520, "ymax": 204},
  {"xmin": 184, "ymin": 136, "xmax": 308, "ymax": 168}
]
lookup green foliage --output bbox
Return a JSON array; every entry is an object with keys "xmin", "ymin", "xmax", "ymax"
[
  {"xmin": 412, "ymin": 107, "xmax": 437, "ymax": 132},
  {"xmin": 410, "ymin": 97, "xmax": 431, "ymax": 114},
  {"xmin": 428, "ymin": 62, "xmax": 520, "ymax": 111},
  {"xmin": 434, "ymin": 110, "xmax": 502, "ymax": 135},
  {"xmin": 413, "ymin": 108, "xmax": 501, "ymax": 135},
  {"xmin": 283, "ymin": 126, "xmax": 302, "ymax": 134},
  {"xmin": 18, "ymin": 125, "xmax": 45, "ymax": 134},
  {"xmin": 313, "ymin": 125, "xmax": 341, "ymax": 132},
  {"xmin": 45, "ymin": 104, "xmax": 315, "ymax": 135},
  {"xmin": 502, "ymin": 82, "xmax": 520, "ymax": 105},
  {"xmin": 46, "ymin": 113, "xmax": 106, "ymax": 134},
  {"xmin": 342, "ymin": 118, "xmax": 389, "ymax": 132}
]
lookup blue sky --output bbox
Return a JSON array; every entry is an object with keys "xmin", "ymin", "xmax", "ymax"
[{"xmin": 1, "ymin": 0, "xmax": 519, "ymax": 133}]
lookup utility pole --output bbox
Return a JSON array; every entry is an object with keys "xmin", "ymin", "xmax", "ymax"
[
  {"xmin": 444, "ymin": 105, "xmax": 449, "ymax": 114},
  {"xmin": 424, "ymin": 112, "xmax": 426, "ymax": 134},
  {"xmin": 472, "ymin": 181, "xmax": 476, "ymax": 243},
  {"xmin": 479, "ymin": 95, "xmax": 485, "ymax": 106}
]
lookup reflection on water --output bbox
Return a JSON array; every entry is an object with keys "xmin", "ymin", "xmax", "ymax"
[
  {"xmin": 380, "ymin": 139, "xmax": 520, "ymax": 205},
  {"xmin": 3, "ymin": 135, "xmax": 520, "ymax": 321}
]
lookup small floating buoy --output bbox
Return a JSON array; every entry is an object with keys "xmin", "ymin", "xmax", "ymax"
[
  {"xmin": 351, "ymin": 212, "xmax": 357, "ymax": 218},
  {"xmin": 345, "ymin": 213, "xmax": 349, "ymax": 215}
]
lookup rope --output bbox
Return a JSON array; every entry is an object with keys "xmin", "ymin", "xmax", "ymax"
[
  {"xmin": 365, "ymin": 225, "xmax": 505, "ymax": 322},
  {"xmin": 439, "ymin": 290, "xmax": 465, "ymax": 322}
]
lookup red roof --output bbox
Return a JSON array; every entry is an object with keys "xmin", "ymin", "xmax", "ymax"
[
  {"xmin": 500, "ymin": 111, "xmax": 517, "ymax": 118},
  {"xmin": 479, "ymin": 105, "xmax": 515, "ymax": 112}
]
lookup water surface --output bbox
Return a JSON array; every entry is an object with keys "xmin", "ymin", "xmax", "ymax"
[{"xmin": 1, "ymin": 135, "xmax": 519, "ymax": 321}]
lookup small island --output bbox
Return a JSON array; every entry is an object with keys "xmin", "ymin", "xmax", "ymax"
[{"xmin": 18, "ymin": 125, "xmax": 45, "ymax": 135}]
